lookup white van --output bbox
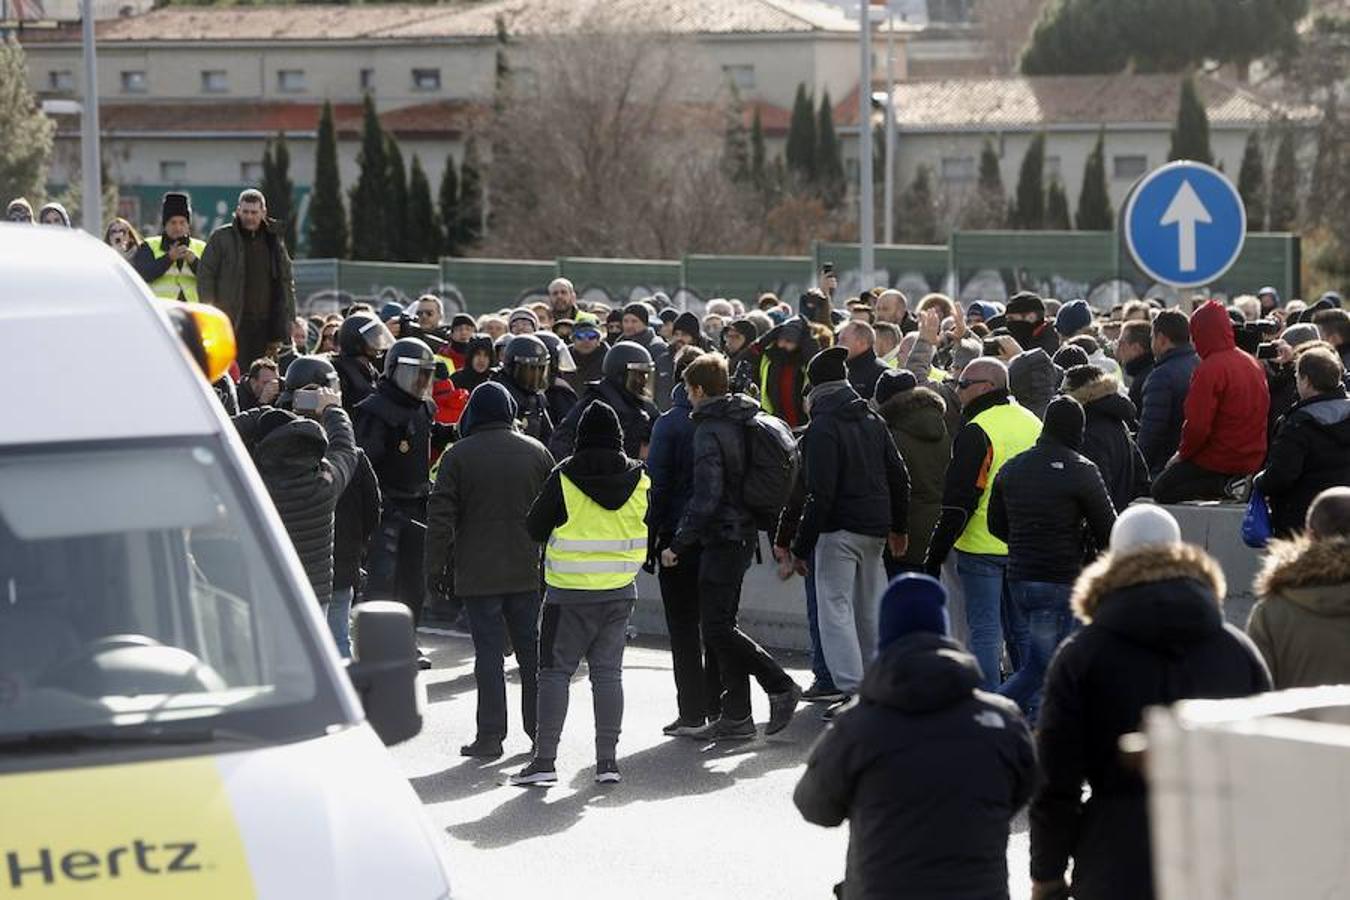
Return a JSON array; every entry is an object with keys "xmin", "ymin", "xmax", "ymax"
[{"xmin": 0, "ymin": 225, "xmax": 452, "ymax": 898}]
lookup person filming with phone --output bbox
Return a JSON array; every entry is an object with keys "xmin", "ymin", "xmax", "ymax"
[{"xmin": 133, "ymin": 192, "xmax": 206, "ymax": 303}]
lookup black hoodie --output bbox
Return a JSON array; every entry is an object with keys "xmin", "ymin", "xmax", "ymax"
[
  {"xmin": 527, "ymin": 447, "xmax": 646, "ymax": 604},
  {"xmin": 671, "ymin": 393, "xmax": 760, "ymax": 554},
  {"xmin": 795, "ymin": 632, "xmax": 1035, "ymax": 900}
]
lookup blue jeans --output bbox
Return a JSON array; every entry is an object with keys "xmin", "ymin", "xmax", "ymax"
[
  {"xmin": 327, "ymin": 586, "xmax": 354, "ymax": 659},
  {"xmin": 804, "ymin": 570, "xmax": 836, "ymax": 689},
  {"xmin": 955, "ymin": 551, "xmax": 1023, "ymax": 691},
  {"xmin": 998, "ymin": 581, "xmax": 1076, "ymax": 722}
]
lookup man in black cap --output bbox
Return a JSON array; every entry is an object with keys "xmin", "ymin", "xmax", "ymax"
[
  {"xmin": 604, "ymin": 308, "xmax": 625, "ymax": 345},
  {"xmin": 752, "ymin": 315, "xmax": 819, "ymax": 428},
  {"xmin": 134, "ymin": 191, "xmax": 206, "ymax": 303},
  {"xmin": 655, "ymin": 311, "xmax": 710, "ymax": 410},
  {"xmin": 444, "ymin": 312, "xmax": 478, "ymax": 370},
  {"xmin": 1003, "ymin": 291, "xmax": 1060, "ymax": 356}
]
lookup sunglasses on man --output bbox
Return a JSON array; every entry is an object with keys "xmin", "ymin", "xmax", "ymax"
[{"xmin": 956, "ymin": 378, "xmax": 993, "ymax": 390}]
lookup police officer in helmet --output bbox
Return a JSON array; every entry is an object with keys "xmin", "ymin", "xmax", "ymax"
[
  {"xmin": 548, "ymin": 340, "xmax": 658, "ymax": 460},
  {"xmin": 491, "ymin": 334, "xmax": 554, "ymax": 443},
  {"xmin": 535, "ymin": 330, "xmax": 580, "ymax": 427},
  {"xmin": 332, "ymin": 312, "xmax": 395, "ymax": 413},
  {"xmin": 353, "ymin": 337, "xmax": 447, "ymax": 667}
]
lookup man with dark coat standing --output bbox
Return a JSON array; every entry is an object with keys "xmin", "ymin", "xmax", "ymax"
[
  {"xmin": 198, "ymin": 188, "xmax": 296, "ymax": 366},
  {"xmin": 1136, "ymin": 309, "xmax": 1200, "ymax": 476},
  {"xmin": 795, "ymin": 573, "xmax": 1036, "ymax": 900},
  {"xmin": 1031, "ymin": 505, "xmax": 1270, "ymax": 900},
  {"xmin": 549, "ymin": 342, "xmax": 658, "ymax": 461},
  {"xmin": 1063, "ymin": 366, "xmax": 1150, "ymax": 511},
  {"xmin": 426, "ymin": 382, "xmax": 555, "ymax": 758},
  {"xmin": 835, "ymin": 322, "xmax": 891, "ymax": 401}
]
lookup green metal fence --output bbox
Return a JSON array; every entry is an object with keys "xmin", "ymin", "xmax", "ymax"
[
  {"xmin": 681, "ymin": 255, "xmax": 815, "ymax": 305},
  {"xmin": 559, "ymin": 258, "xmax": 682, "ymax": 308},
  {"xmin": 439, "ymin": 259, "xmax": 560, "ymax": 314},
  {"xmin": 292, "ymin": 260, "xmax": 441, "ymax": 315}
]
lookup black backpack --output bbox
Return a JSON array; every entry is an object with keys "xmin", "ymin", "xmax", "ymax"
[{"xmin": 741, "ymin": 413, "xmax": 799, "ymax": 532}]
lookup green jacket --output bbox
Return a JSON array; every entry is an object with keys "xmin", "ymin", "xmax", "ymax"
[
  {"xmin": 1247, "ymin": 536, "xmax": 1350, "ymax": 690},
  {"xmin": 198, "ymin": 216, "xmax": 295, "ymax": 338}
]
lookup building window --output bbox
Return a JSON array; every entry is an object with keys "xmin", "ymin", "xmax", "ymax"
[
  {"xmin": 277, "ymin": 69, "xmax": 307, "ymax": 94},
  {"xmin": 201, "ymin": 70, "xmax": 228, "ymax": 94},
  {"xmin": 1113, "ymin": 154, "xmax": 1148, "ymax": 180},
  {"xmin": 119, "ymin": 70, "xmax": 147, "ymax": 94},
  {"xmin": 722, "ymin": 65, "xmax": 756, "ymax": 90},
  {"xmin": 360, "ymin": 68, "xmax": 375, "ymax": 92},
  {"xmin": 941, "ymin": 155, "xmax": 976, "ymax": 182},
  {"xmin": 240, "ymin": 161, "xmax": 264, "ymax": 183},
  {"xmin": 47, "ymin": 69, "xmax": 75, "ymax": 92},
  {"xmin": 160, "ymin": 161, "xmax": 187, "ymax": 182},
  {"xmin": 411, "ymin": 68, "xmax": 441, "ymax": 91}
]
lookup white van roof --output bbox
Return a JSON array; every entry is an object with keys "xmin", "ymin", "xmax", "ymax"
[{"xmin": 0, "ymin": 224, "xmax": 223, "ymax": 446}]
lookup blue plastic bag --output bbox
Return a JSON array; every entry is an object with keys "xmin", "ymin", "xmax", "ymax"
[{"xmin": 1242, "ymin": 487, "xmax": 1273, "ymax": 549}]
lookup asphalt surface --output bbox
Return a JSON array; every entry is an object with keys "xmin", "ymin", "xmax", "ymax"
[{"xmin": 392, "ymin": 630, "xmax": 1032, "ymax": 900}]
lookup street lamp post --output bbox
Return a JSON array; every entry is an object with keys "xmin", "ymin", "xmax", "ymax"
[
  {"xmin": 80, "ymin": 0, "xmax": 102, "ymax": 236},
  {"xmin": 883, "ymin": 9, "xmax": 896, "ymax": 245},
  {"xmin": 858, "ymin": 0, "xmax": 875, "ymax": 284}
]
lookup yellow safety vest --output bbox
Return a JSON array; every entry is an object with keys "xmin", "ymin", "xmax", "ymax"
[
  {"xmin": 544, "ymin": 473, "xmax": 651, "ymax": 591},
  {"xmin": 954, "ymin": 401, "xmax": 1042, "ymax": 556},
  {"xmin": 145, "ymin": 235, "xmax": 206, "ymax": 303},
  {"xmin": 929, "ymin": 366, "xmax": 947, "ymax": 383},
  {"xmin": 758, "ymin": 355, "xmax": 776, "ymax": 416}
]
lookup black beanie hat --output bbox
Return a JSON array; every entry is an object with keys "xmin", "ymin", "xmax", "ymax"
[
  {"xmin": 659, "ymin": 308, "xmax": 679, "ymax": 325},
  {"xmin": 673, "ymin": 311, "xmax": 701, "ymax": 338},
  {"xmin": 1043, "ymin": 395, "xmax": 1085, "ymax": 451},
  {"xmin": 622, "ymin": 302, "xmax": 651, "ymax": 326},
  {"xmin": 450, "ymin": 312, "xmax": 476, "ymax": 331},
  {"xmin": 1052, "ymin": 344, "xmax": 1090, "ymax": 371},
  {"xmin": 161, "ymin": 191, "xmax": 192, "ymax": 227},
  {"xmin": 606, "ymin": 308, "xmax": 624, "ymax": 325},
  {"xmin": 806, "ymin": 346, "xmax": 849, "ymax": 387},
  {"xmin": 1006, "ymin": 291, "xmax": 1045, "ymax": 318},
  {"xmin": 725, "ymin": 319, "xmax": 757, "ymax": 344},
  {"xmin": 874, "ymin": 369, "xmax": 917, "ymax": 406},
  {"xmin": 576, "ymin": 400, "xmax": 624, "ymax": 452}
]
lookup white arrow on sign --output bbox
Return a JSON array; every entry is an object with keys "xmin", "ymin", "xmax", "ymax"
[{"xmin": 1159, "ymin": 179, "xmax": 1212, "ymax": 272}]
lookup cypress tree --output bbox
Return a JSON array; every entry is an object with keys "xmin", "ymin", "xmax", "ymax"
[
  {"xmin": 896, "ymin": 165, "xmax": 938, "ymax": 244},
  {"xmin": 349, "ymin": 94, "xmax": 389, "ymax": 260},
  {"xmin": 1075, "ymin": 129, "xmax": 1113, "ymax": 230},
  {"xmin": 723, "ymin": 84, "xmax": 751, "ymax": 184},
  {"xmin": 750, "ymin": 106, "xmax": 766, "ymax": 189},
  {"xmin": 0, "ymin": 37, "xmax": 54, "ymax": 206},
  {"xmin": 1168, "ymin": 75, "xmax": 1213, "ymax": 164},
  {"xmin": 306, "ymin": 101, "xmax": 348, "ymax": 259},
  {"xmin": 456, "ymin": 137, "xmax": 484, "ymax": 249},
  {"xmin": 785, "ymin": 83, "xmax": 817, "ymax": 186},
  {"xmin": 437, "ymin": 152, "xmax": 460, "ymax": 257},
  {"xmin": 1267, "ymin": 129, "xmax": 1299, "ymax": 231},
  {"xmin": 405, "ymin": 154, "xmax": 442, "ymax": 264},
  {"xmin": 1237, "ymin": 132, "xmax": 1267, "ymax": 231},
  {"xmin": 1045, "ymin": 179, "xmax": 1071, "ymax": 230},
  {"xmin": 385, "ymin": 136, "xmax": 409, "ymax": 259},
  {"xmin": 964, "ymin": 138, "xmax": 1006, "ymax": 228},
  {"xmin": 815, "ymin": 90, "xmax": 845, "ymax": 205},
  {"xmin": 1009, "ymin": 132, "xmax": 1047, "ymax": 229},
  {"xmin": 261, "ymin": 131, "xmax": 296, "ymax": 254}
]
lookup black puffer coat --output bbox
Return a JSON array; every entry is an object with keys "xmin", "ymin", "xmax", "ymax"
[
  {"xmin": 548, "ymin": 379, "xmax": 658, "ymax": 461},
  {"xmin": 988, "ymin": 435, "xmax": 1116, "ymax": 584},
  {"xmin": 877, "ymin": 387, "xmax": 951, "ymax": 566},
  {"xmin": 333, "ymin": 449, "xmax": 380, "ymax": 592},
  {"xmin": 235, "ymin": 406, "xmax": 359, "ymax": 604},
  {"xmin": 794, "ymin": 632, "xmax": 1036, "ymax": 900},
  {"xmin": 1030, "ymin": 543, "xmax": 1271, "ymax": 900},
  {"xmin": 1255, "ymin": 391, "xmax": 1350, "ymax": 536},
  {"xmin": 1068, "ymin": 374, "xmax": 1150, "ymax": 511},
  {"xmin": 354, "ymin": 378, "xmax": 436, "ymax": 501},
  {"xmin": 845, "ymin": 348, "xmax": 891, "ymax": 401},
  {"xmin": 671, "ymin": 393, "xmax": 760, "ymax": 554},
  {"xmin": 332, "ymin": 353, "xmax": 378, "ymax": 413}
]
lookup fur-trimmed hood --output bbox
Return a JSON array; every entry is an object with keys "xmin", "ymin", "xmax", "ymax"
[
  {"xmin": 878, "ymin": 385, "xmax": 947, "ymax": 442},
  {"xmin": 1067, "ymin": 372, "xmax": 1120, "ymax": 406},
  {"xmin": 1068, "ymin": 371, "xmax": 1137, "ymax": 426},
  {"xmin": 1073, "ymin": 543, "xmax": 1227, "ymax": 649},
  {"xmin": 1256, "ymin": 536, "xmax": 1350, "ymax": 614}
]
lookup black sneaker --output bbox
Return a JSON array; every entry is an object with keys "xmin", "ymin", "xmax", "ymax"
[
  {"xmin": 595, "ymin": 759, "xmax": 622, "ymax": 784},
  {"xmin": 687, "ymin": 716, "xmax": 756, "ymax": 742},
  {"xmin": 417, "ymin": 650, "xmax": 433, "ymax": 671},
  {"xmin": 802, "ymin": 681, "xmax": 846, "ymax": 703},
  {"xmin": 509, "ymin": 759, "xmax": 558, "ymax": 787},
  {"xmin": 822, "ymin": 696, "xmax": 854, "ymax": 721},
  {"xmin": 460, "ymin": 738, "xmax": 503, "ymax": 758},
  {"xmin": 766, "ymin": 684, "xmax": 802, "ymax": 735},
  {"xmin": 662, "ymin": 717, "xmax": 705, "ymax": 737}
]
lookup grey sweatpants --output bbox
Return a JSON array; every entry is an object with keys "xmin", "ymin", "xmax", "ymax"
[
  {"xmin": 813, "ymin": 530, "xmax": 886, "ymax": 694},
  {"xmin": 535, "ymin": 598, "xmax": 635, "ymax": 762}
]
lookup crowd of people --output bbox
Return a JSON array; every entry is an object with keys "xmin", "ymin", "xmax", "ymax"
[{"xmin": 19, "ymin": 185, "xmax": 1350, "ymax": 898}]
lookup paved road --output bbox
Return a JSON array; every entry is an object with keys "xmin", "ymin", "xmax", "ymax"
[{"xmin": 393, "ymin": 631, "xmax": 1032, "ymax": 900}]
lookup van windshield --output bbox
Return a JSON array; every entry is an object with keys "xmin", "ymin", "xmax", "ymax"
[{"xmin": 0, "ymin": 440, "xmax": 348, "ymax": 748}]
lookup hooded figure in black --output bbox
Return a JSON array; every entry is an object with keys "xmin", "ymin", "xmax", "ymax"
[
  {"xmin": 449, "ymin": 333, "xmax": 496, "ymax": 394},
  {"xmin": 1030, "ymin": 506, "xmax": 1270, "ymax": 900},
  {"xmin": 548, "ymin": 341, "xmax": 659, "ymax": 461},
  {"xmin": 333, "ymin": 313, "xmax": 394, "ymax": 413},
  {"xmin": 751, "ymin": 315, "xmax": 820, "ymax": 429},
  {"xmin": 1063, "ymin": 365, "xmax": 1150, "ymax": 511},
  {"xmin": 491, "ymin": 334, "xmax": 554, "ymax": 443},
  {"xmin": 535, "ymin": 330, "xmax": 580, "ymax": 427},
  {"xmin": 795, "ymin": 573, "xmax": 1036, "ymax": 900}
]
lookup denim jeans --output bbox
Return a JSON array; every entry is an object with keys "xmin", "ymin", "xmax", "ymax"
[
  {"xmin": 327, "ymin": 586, "xmax": 354, "ymax": 659},
  {"xmin": 464, "ymin": 592, "xmax": 542, "ymax": 743},
  {"xmin": 998, "ymin": 580, "xmax": 1076, "ymax": 722},
  {"xmin": 955, "ymin": 551, "xmax": 1019, "ymax": 691},
  {"xmin": 803, "ymin": 570, "xmax": 836, "ymax": 690}
]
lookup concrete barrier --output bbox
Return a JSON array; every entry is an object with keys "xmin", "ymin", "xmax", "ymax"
[{"xmin": 632, "ymin": 502, "xmax": 1266, "ymax": 651}]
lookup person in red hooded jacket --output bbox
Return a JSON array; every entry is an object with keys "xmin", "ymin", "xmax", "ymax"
[{"xmin": 1152, "ymin": 300, "xmax": 1270, "ymax": 503}]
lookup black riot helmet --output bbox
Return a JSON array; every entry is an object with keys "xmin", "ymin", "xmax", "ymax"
[
  {"xmin": 502, "ymin": 334, "xmax": 551, "ymax": 394},
  {"xmin": 338, "ymin": 313, "xmax": 395, "ymax": 360},
  {"xmin": 279, "ymin": 354, "xmax": 340, "ymax": 408},
  {"xmin": 602, "ymin": 341, "xmax": 655, "ymax": 401},
  {"xmin": 534, "ymin": 331, "xmax": 576, "ymax": 377},
  {"xmin": 383, "ymin": 337, "xmax": 437, "ymax": 400}
]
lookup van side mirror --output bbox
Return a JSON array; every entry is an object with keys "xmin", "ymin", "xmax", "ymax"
[{"xmin": 346, "ymin": 601, "xmax": 423, "ymax": 746}]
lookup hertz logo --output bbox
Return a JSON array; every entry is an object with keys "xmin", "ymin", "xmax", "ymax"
[{"xmin": 4, "ymin": 841, "xmax": 203, "ymax": 888}]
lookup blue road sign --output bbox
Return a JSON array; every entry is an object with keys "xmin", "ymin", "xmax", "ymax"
[{"xmin": 1124, "ymin": 161, "xmax": 1246, "ymax": 288}]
